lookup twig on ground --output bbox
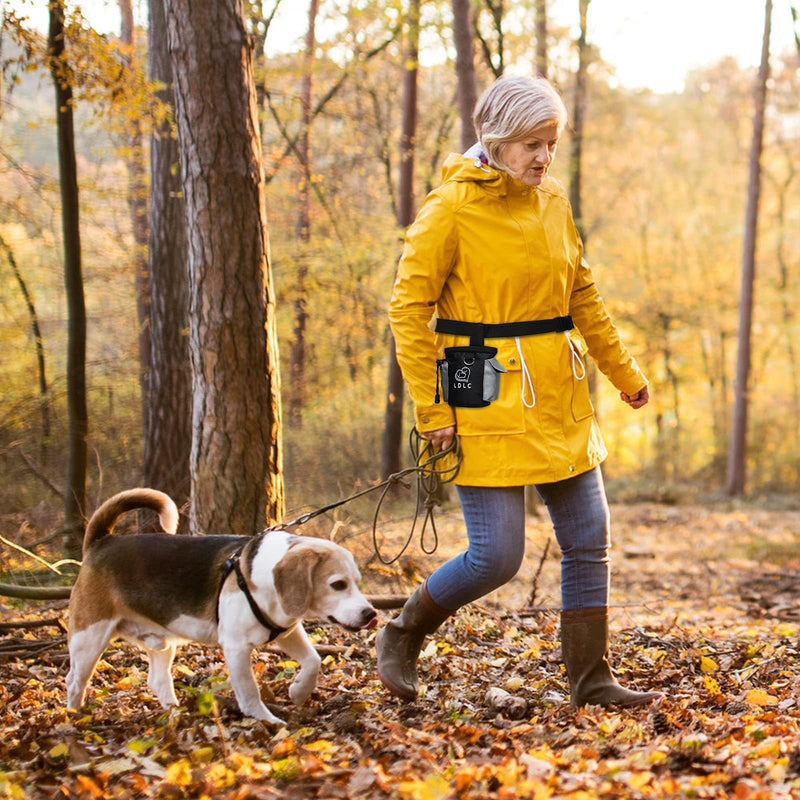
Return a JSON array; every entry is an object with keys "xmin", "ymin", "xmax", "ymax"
[{"xmin": 525, "ymin": 538, "xmax": 551, "ymax": 607}]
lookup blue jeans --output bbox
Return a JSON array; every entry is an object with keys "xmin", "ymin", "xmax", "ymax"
[{"xmin": 425, "ymin": 467, "xmax": 611, "ymax": 612}]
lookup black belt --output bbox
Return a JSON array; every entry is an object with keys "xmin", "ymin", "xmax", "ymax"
[{"xmin": 435, "ymin": 316, "xmax": 573, "ymax": 346}]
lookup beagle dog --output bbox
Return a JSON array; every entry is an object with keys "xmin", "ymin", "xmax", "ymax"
[{"xmin": 66, "ymin": 489, "xmax": 377, "ymax": 723}]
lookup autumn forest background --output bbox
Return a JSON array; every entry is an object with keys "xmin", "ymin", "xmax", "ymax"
[
  {"xmin": 1, "ymin": 0, "xmax": 798, "ymax": 536},
  {"xmin": 1, "ymin": 0, "xmax": 800, "ymax": 797}
]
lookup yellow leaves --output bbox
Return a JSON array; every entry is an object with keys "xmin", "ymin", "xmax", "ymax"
[
  {"xmin": 744, "ymin": 688, "xmax": 778, "ymax": 707},
  {"xmin": 751, "ymin": 737, "xmax": 782, "ymax": 758},
  {"xmin": 703, "ymin": 674, "xmax": 723, "ymax": 696},
  {"xmin": 48, "ymin": 742, "xmax": 69, "ymax": 762},
  {"xmin": 700, "ymin": 655, "xmax": 718, "ymax": 673},
  {"xmin": 205, "ymin": 762, "xmax": 236, "ymax": 790},
  {"xmin": 164, "ymin": 759, "xmax": 193, "ymax": 786},
  {"xmin": 303, "ymin": 739, "xmax": 338, "ymax": 753},
  {"xmin": 127, "ymin": 737, "xmax": 156, "ymax": 754},
  {"xmin": 0, "ymin": 772, "xmax": 26, "ymax": 800},
  {"xmin": 115, "ymin": 667, "xmax": 144, "ymax": 689},
  {"xmin": 398, "ymin": 773, "xmax": 451, "ymax": 800}
]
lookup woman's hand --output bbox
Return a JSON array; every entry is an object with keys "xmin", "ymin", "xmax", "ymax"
[
  {"xmin": 421, "ymin": 426, "xmax": 456, "ymax": 450},
  {"xmin": 620, "ymin": 385, "xmax": 649, "ymax": 409}
]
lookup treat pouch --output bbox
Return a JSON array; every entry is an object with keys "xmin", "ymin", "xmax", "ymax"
[{"xmin": 436, "ymin": 345, "xmax": 507, "ymax": 408}]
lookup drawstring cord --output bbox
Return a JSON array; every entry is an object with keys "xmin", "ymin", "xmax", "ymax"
[
  {"xmin": 515, "ymin": 336, "xmax": 536, "ymax": 408},
  {"xmin": 514, "ymin": 332, "xmax": 586, "ymax": 408},
  {"xmin": 565, "ymin": 332, "xmax": 586, "ymax": 380}
]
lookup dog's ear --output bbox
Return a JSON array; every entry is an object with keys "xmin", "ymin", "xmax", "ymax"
[{"xmin": 273, "ymin": 546, "xmax": 323, "ymax": 618}]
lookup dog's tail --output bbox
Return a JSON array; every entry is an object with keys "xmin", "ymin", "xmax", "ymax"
[{"xmin": 83, "ymin": 488, "xmax": 179, "ymax": 553}]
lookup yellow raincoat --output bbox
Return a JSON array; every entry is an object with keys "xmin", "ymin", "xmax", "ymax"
[{"xmin": 389, "ymin": 153, "xmax": 647, "ymax": 486}]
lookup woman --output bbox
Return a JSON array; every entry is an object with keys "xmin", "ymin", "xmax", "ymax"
[{"xmin": 377, "ymin": 75, "xmax": 659, "ymax": 708}]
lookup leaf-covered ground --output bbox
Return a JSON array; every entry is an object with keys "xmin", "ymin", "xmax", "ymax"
[{"xmin": 3, "ymin": 501, "xmax": 800, "ymax": 799}]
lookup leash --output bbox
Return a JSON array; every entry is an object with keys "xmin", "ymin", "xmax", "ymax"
[{"xmin": 268, "ymin": 428, "xmax": 462, "ymax": 565}]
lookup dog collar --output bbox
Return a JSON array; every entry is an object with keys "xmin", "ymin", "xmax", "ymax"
[{"xmin": 218, "ymin": 549, "xmax": 289, "ymax": 642}]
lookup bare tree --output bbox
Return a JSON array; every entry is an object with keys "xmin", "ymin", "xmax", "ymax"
[
  {"xmin": 118, "ymin": 0, "xmax": 151, "ymax": 431},
  {"xmin": 569, "ymin": 0, "xmax": 589, "ymax": 244},
  {"xmin": 165, "ymin": 0, "xmax": 284, "ymax": 532},
  {"xmin": 452, "ymin": 0, "xmax": 477, "ymax": 152},
  {"xmin": 288, "ymin": 0, "xmax": 320, "ymax": 427},
  {"xmin": 535, "ymin": 0, "xmax": 548, "ymax": 78},
  {"xmin": 48, "ymin": 0, "xmax": 87, "ymax": 552},
  {"xmin": 0, "ymin": 234, "xmax": 50, "ymax": 448},
  {"xmin": 143, "ymin": 0, "xmax": 192, "ymax": 520},
  {"xmin": 381, "ymin": 0, "xmax": 420, "ymax": 478},
  {"xmin": 473, "ymin": 0, "xmax": 504, "ymax": 78},
  {"xmin": 726, "ymin": 0, "xmax": 772, "ymax": 496}
]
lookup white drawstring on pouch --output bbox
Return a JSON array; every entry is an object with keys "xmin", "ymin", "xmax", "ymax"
[{"xmin": 515, "ymin": 336, "xmax": 536, "ymax": 408}]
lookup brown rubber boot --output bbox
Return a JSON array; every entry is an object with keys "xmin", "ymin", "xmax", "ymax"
[
  {"xmin": 561, "ymin": 607, "xmax": 662, "ymax": 708},
  {"xmin": 376, "ymin": 581, "xmax": 451, "ymax": 700}
]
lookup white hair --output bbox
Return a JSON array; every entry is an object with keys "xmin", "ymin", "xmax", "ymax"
[{"xmin": 473, "ymin": 75, "xmax": 568, "ymax": 171}]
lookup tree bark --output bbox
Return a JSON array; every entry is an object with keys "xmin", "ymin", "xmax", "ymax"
[
  {"xmin": 118, "ymin": 0, "xmax": 151, "ymax": 437},
  {"xmin": 569, "ymin": 0, "xmax": 589, "ymax": 244},
  {"xmin": 726, "ymin": 0, "xmax": 772, "ymax": 496},
  {"xmin": 165, "ymin": 0, "xmax": 284, "ymax": 533},
  {"xmin": 48, "ymin": 0, "xmax": 87, "ymax": 552},
  {"xmin": 143, "ymin": 0, "xmax": 192, "ymax": 520},
  {"xmin": 451, "ymin": 0, "xmax": 477, "ymax": 152},
  {"xmin": 381, "ymin": 0, "xmax": 420, "ymax": 479},
  {"xmin": 288, "ymin": 0, "xmax": 319, "ymax": 428},
  {"xmin": 535, "ymin": 0, "xmax": 548, "ymax": 78}
]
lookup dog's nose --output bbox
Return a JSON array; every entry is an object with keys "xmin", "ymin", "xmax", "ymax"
[{"xmin": 361, "ymin": 607, "xmax": 378, "ymax": 629}]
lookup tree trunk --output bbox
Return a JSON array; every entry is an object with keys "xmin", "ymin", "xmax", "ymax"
[
  {"xmin": 143, "ymin": 0, "xmax": 192, "ymax": 521},
  {"xmin": 725, "ymin": 0, "xmax": 772, "ymax": 497},
  {"xmin": 473, "ymin": 0, "xmax": 504, "ymax": 78},
  {"xmin": 165, "ymin": 0, "xmax": 284, "ymax": 533},
  {"xmin": 288, "ymin": 0, "xmax": 319, "ymax": 428},
  {"xmin": 569, "ymin": 0, "xmax": 589, "ymax": 244},
  {"xmin": 451, "ymin": 0, "xmax": 477, "ymax": 152},
  {"xmin": 535, "ymin": 0, "xmax": 548, "ymax": 78},
  {"xmin": 118, "ymin": 0, "xmax": 151, "ymax": 437},
  {"xmin": 0, "ymin": 234, "xmax": 50, "ymax": 449},
  {"xmin": 48, "ymin": 0, "xmax": 87, "ymax": 552},
  {"xmin": 381, "ymin": 0, "xmax": 420, "ymax": 479}
]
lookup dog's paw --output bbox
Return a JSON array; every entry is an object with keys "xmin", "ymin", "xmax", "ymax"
[
  {"xmin": 288, "ymin": 680, "xmax": 316, "ymax": 706},
  {"xmin": 239, "ymin": 702, "xmax": 286, "ymax": 725},
  {"xmin": 257, "ymin": 708, "xmax": 286, "ymax": 725}
]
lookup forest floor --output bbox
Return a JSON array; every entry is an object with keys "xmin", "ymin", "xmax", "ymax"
[{"xmin": 3, "ymin": 499, "xmax": 800, "ymax": 798}]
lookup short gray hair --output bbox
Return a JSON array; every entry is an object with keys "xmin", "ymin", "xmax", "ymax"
[{"xmin": 473, "ymin": 75, "xmax": 568, "ymax": 170}]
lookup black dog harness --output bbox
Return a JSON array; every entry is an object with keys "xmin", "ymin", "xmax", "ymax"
[{"xmin": 217, "ymin": 548, "xmax": 288, "ymax": 642}]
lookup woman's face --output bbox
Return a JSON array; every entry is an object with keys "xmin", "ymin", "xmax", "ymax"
[{"xmin": 500, "ymin": 121, "xmax": 560, "ymax": 186}]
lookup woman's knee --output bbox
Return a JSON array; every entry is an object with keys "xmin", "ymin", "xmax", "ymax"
[{"xmin": 463, "ymin": 544, "xmax": 524, "ymax": 588}]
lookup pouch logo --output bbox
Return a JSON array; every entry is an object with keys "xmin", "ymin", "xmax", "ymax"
[{"xmin": 454, "ymin": 366, "xmax": 472, "ymax": 389}]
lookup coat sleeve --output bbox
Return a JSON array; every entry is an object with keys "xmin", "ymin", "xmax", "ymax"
[
  {"xmin": 388, "ymin": 192, "xmax": 458, "ymax": 432},
  {"xmin": 569, "ymin": 257, "xmax": 648, "ymax": 396}
]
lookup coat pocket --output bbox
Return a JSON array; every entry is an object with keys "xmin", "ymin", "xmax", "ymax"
[{"xmin": 567, "ymin": 333, "xmax": 593, "ymax": 422}]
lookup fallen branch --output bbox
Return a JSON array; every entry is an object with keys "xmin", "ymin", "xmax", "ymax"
[
  {"xmin": 0, "ymin": 583, "xmax": 72, "ymax": 600},
  {"xmin": 0, "ymin": 617, "xmax": 66, "ymax": 631},
  {"xmin": 525, "ymin": 539, "xmax": 551, "ymax": 607},
  {"xmin": 367, "ymin": 594, "xmax": 408, "ymax": 609}
]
